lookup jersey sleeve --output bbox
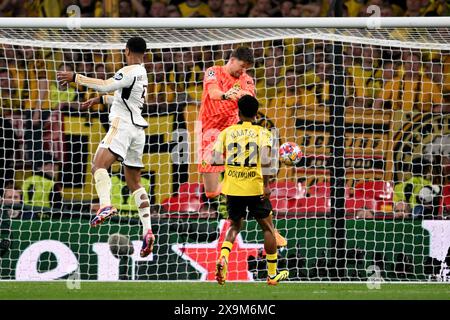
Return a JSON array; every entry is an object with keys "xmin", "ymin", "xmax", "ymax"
[
  {"xmin": 213, "ymin": 129, "xmax": 226, "ymax": 154},
  {"xmin": 203, "ymin": 67, "xmax": 220, "ymax": 92},
  {"xmin": 101, "ymin": 95, "xmax": 114, "ymax": 105},
  {"xmin": 243, "ymin": 75, "xmax": 256, "ymax": 96},
  {"xmin": 260, "ymin": 128, "xmax": 273, "ymax": 148},
  {"xmin": 75, "ymin": 67, "xmax": 134, "ymax": 92}
]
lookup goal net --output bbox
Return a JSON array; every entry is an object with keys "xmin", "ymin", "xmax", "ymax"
[{"xmin": 0, "ymin": 18, "xmax": 449, "ymax": 282}]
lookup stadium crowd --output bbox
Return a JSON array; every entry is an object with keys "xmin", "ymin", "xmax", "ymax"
[
  {"xmin": 0, "ymin": 0, "xmax": 449, "ymax": 17},
  {"xmin": 0, "ymin": 1, "xmax": 449, "ymax": 220}
]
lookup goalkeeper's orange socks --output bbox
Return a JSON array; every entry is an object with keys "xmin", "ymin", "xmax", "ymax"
[
  {"xmin": 220, "ymin": 241, "xmax": 233, "ymax": 261},
  {"xmin": 133, "ymin": 187, "xmax": 152, "ymax": 236},
  {"xmin": 94, "ymin": 168, "xmax": 112, "ymax": 207},
  {"xmin": 266, "ymin": 252, "xmax": 278, "ymax": 278}
]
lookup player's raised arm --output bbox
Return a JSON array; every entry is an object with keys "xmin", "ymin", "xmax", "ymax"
[
  {"xmin": 80, "ymin": 95, "xmax": 114, "ymax": 110},
  {"xmin": 57, "ymin": 69, "xmax": 133, "ymax": 93},
  {"xmin": 204, "ymin": 68, "xmax": 243, "ymax": 101}
]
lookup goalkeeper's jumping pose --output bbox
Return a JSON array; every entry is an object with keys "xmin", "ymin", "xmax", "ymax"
[
  {"xmin": 211, "ymin": 95, "xmax": 289, "ymax": 285},
  {"xmin": 57, "ymin": 37, "xmax": 155, "ymax": 257},
  {"xmin": 198, "ymin": 46, "xmax": 255, "ymax": 200}
]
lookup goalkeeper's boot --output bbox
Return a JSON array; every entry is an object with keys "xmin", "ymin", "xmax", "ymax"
[
  {"xmin": 267, "ymin": 270, "xmax": 289, "ymax": 286},
  {"xmin": 275, "ymin": 229, "xmax": 288, "ymax": 247},
  {"xmin": 140, "ymin": 229, "xmax": 155, "ymax": 257},
  {"xmin": 215, "ymin": 255, "xmax": 228, "ymax": 285},
  {"xmin": 90, "ymin": 205, "xmax": 118, "ymax": 227}
]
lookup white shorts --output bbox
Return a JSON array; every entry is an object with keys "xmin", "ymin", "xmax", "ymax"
[{"xmin": 97, "ymin": 117, "xmax": 145, "ymax": 168}]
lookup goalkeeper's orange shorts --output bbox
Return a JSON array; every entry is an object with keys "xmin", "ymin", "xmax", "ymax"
[
  {"xmin": 198, "ymin": 115, "xmax": 238, "ymax": 174},
  {"xmin": 198, "ymin": 131, "xmax": 224, "ymax": 173}
]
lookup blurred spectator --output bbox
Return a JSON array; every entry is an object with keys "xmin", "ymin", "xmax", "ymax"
[
  {"xmin": 22, "ymin": 153, "xmax": 63, "ymax": 210},
  {"xmin": 345, "ymin": 0, "xmax": 365, "ymax": 17},
  {"xmin": 94, "ymin": 63, "xmax": 107, "ymax": 80},
  {"xmin": 266, "ymin": 68, "xmax": 298, "ymax": 142},
  {"xmin": 78, "ymin": 0, "xmax": 102, "ymax": 17},
  {"xmin": 298, "ymin": 61, "xmax": 330, "ymax": 109},
  {"xmin": 119, "ymin": 0, "xmax": 147, "ymax": 18},
  {"xmin": 222, "ymin": 0, "xmax": 239, "ymax": 17},
  {"xmin": 170, "ymin": 50, "xmax": 202, "ymax": 102},
  {"xmin": 421, "ymin": 59, "xmax": 446, "ymax": 113},
  {"xmin": 299, "ymin": 1, "xmax": 322, "ymax": 17},
  {"xmin": 237, "ymin": 0, "xmax": 252, "ymax": 17},
  {"xmin": 1, "ymin": 185, "xmax": 22, "ymax": 219},
  {"xmin": 208, "ymin": 0, "xmax": 223, "ymax": 16},
  {"xmin": 248, "ymin": 5, "xmax": 269, "ymax": 16},
  {"xmin": 167, "ymin": 4, "xmax": 182, "ymax": 16},
  {"xmin": 0, "ymin": 0, "xmax": 17, "ymax": 17},
  {"xmin": 149, "ymin": 1, "xmax": 168, "ymax": 17},
  {"xmin": 253, "ymin": 0, "xmax": 274, "ymax": 16},
  {"xmin": 393, "ymin": 158, "xmax": 437, "ymax": 219},
  {"xmin": 404, "ymin": 0, "xmax": 421, "ymax": 16},
  {"xmin": 83, "ymin": 63, "xmax": 108, "ymax": 112},
  {"xmin": 0, "ymin": 111, "xmax": 17, "ymax": 194},
  {"xmin": 23, "ymin": 109, "xmax": 51, "ymax": 165},
  {"xmin": 256, "ymin": 56, "xmax": 284, "ymax": 107},
  {"xmin": 346, "ymin": 45, "xmax": 378, "ymax": 108},
  {"xmin": 178, "ymin": 0, "xmax": 213, "ymax": 17},
  {"xmin": 147, "ymin": 55, "xmax": 176, "ymax": 108},
  {"xmin": 50, "ymin": 64, "xmax": 79, "ymax": 110},
  {"xmin": 119, "ymin": 0, "xmax": 133, "ymax": 17},
  {"xmin": 373, "ymin": 60, "xmax": 401, "ymax": 110},
  {"xmin": 280, "ymin": 0, "xmax": 293, "ymax": 17}
]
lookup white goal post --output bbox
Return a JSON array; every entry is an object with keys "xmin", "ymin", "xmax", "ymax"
[{"xmin": 0, "ymin": 17, "xmax": 449, "ymax": 282}]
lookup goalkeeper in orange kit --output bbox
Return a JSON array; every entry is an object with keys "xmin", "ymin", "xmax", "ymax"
[{"xmin": 198, "ymin": 46, "xmax": 287, "ymax": 247}]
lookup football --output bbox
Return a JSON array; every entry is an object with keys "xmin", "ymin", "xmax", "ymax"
[
  {"xmin": 279, "ymin": 142, "xmax": 303, "ymax": 165},
  {"xmin": 108, "ymin": 233, "xmax": 134, "ymax": 258}
]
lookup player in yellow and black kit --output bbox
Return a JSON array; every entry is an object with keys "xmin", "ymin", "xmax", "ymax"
[{"xmin": 211, "ymin": 95, "xmax": 289, "ymax": 286}]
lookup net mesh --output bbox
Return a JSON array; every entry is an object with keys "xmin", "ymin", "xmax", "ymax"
[{"xmin": 0, "ymin": 27, "xmax": 449, "ymax": 282}]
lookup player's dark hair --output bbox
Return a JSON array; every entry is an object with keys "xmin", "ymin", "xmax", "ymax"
[
  {"xmin": 238, "ymin": 95, "xmax": 259, "ymax": 118},
  {"xmin": 230, "ymin": 46, "xmax": 254, "ymax": 65},
  {"xmin": 126, "ymin": 37, "xmax": 147, "ymax": 54}
]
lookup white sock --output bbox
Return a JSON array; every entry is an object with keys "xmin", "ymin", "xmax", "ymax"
[
  {"xmin": 133, "ymin": 187, "xmax": 152, "ymax": 236},
  {"xmin": 94, "ymin": 168, "xmax": 111, "ymax": 207},
  {"xmin": 138, "ymin": 207, "xmax": 152, "ymax": 236}
]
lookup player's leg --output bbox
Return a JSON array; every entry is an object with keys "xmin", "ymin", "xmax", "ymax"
[
  {"xmin": 203, "ymin": 172, "xmax": 222, "ymax": 198},
  {"xmin": 198, "ymin": 122, "xmax": 225, "ymax": 216},
  {"xmin": 124, "ymin": 165, "xmax": 155, "ymax": 257},
  {"xmin": 90, "ymin": 118, "xmax": 129, "ymax": 227},
  {"xmin": 124, "ymin": 127, "xmax": 154, "ymax": 257},
  {"xmin": 253, "ymin": 197, "xmax": 288, "ymax": 285},
  {"xmin": 216, "ymin": 195, "xmax": 245, "ymax": 285},
  {"xmin": 90, "ymin": 147, "xmax": 119, "ymax": 227}
]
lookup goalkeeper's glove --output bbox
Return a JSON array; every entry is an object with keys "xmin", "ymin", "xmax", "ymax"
[
  {"xmin": 0, "ymin": 239, "xmax": 11, "ymax": 257},
  {"xmin": 223, "ymin": 87, "xmax": 241, "ymax": 101}
]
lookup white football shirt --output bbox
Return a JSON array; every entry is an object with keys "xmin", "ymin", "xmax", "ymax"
[{"xmin": 76, "ymin": 63, "xmax": 148, "ymax": 128}]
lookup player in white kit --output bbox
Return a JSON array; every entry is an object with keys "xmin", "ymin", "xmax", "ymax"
[{"xmin": 57, "ymin": 37, "xmax": 155, "ymax": 257}]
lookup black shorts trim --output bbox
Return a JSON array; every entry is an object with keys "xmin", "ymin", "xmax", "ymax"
[{"xmin": 226, "ymin": 195, "xmax": 272, "ymax": 221}]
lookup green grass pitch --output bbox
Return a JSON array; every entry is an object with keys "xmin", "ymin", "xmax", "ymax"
[{"xmin": 0, "ymin": 282, "xmax": 449, "ymax": 300}]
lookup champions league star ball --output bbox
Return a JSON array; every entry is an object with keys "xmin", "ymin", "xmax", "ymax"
[{"xmin": 279, "ymin": 142, "xmax": 303, "ymax": 165}]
